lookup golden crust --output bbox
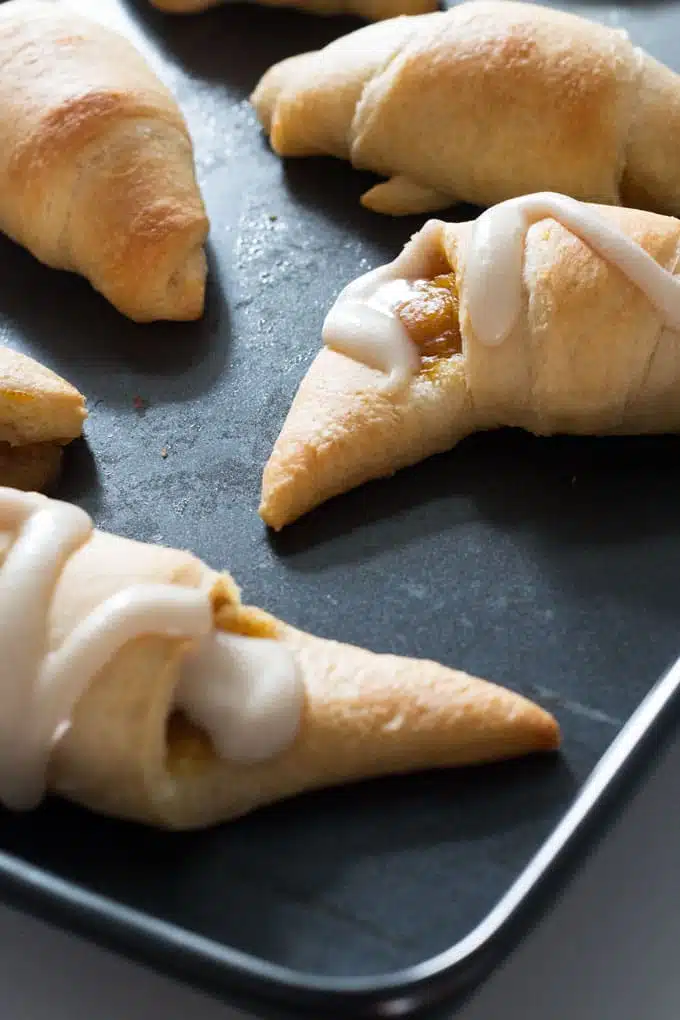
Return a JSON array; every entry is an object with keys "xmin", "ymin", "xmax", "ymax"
[
  {"xmin": 0, "ymin": 347, "xmax": 86, "ymax": 493},
  {"xmin": 180, "ymin": 611, "xmax": 560, "ymax": 827},
  {"xmin": 260, "ymin": 345, "xmax": 472, "ymax": 530},
  {"xmin": 0, "ymin": 347, "xmax": 86, "ymax": 447},
  {"xmin": 458, "ymin": 204, "xmax": 680, "ymax": 437},
  {"xmin": 0, "ymin": 1, "xmax": 208, "ymax": 321},
  {"xmin": 251, "ymin": 0, "xmax": 680, "ymax": 217},
  {"xmin": 34, "ymin": 522, "xmax": 559, "ymax": 829},
  {"xmin": 260, "ymin": 203, "xmax": 680, "ymax": 528}
]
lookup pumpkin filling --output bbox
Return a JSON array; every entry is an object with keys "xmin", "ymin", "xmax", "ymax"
[{"xmin": 395, "ymin": 272, "xmax": 462, "ymax": 364}]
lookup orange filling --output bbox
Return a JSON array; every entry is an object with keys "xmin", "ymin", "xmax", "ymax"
[{"xmin": 396, "ymin": 273, "xmax": 461, "ymax": 364}]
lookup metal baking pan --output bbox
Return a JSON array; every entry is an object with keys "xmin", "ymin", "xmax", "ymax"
[{"xmin": 1, "ymin": 0, "xmax": 680, "ymax": 1016}]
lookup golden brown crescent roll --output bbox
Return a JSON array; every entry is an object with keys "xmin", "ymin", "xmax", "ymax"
[
  {"xmin": 149, "ymin": 0, "xmax": 437, "ymax": 21},
  {"xmin": 0, "ymin": 487, "xmax": 559, "ymax": 829},
  {"xmin": 251, "ymin": 0, "xmax": 680, "ymax": 216},
  {"xmin": 260, "ymin": 194, "xmax": 680, "ymax": 529},
  {"xmin": 0, "ymin": 348, "xmax": 86, "ymax": 492},
  {"xmin": 0, "ymin": 0, "xmax": 208, "ymax": 321}
]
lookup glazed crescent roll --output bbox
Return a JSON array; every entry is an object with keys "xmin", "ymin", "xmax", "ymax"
[
  {"xmin": 0, "ymin": 0, "xmax": 208, "ymax": 321},
  {"xmin": 251, "ymin": 0, "xmax": 680, "ymax": 216},
  {"xmin": 0, "ymin": 349, "xmax": 86, "ymax": 493},
  {"xmin": 260, "ymin": 194, "xmax": 680, "ymax": 529},
  {"xmin": 149, "ymin": 0, "xmax": 437, "ymax": 21},
  {"xmin": 0, "ymin": 486, "xmax": 558, "ymax": 829}
]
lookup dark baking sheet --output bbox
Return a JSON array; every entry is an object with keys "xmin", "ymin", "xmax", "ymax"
[{"xmin": 2, "ymin": 0, "xmax": 680, "ymax": 1016}]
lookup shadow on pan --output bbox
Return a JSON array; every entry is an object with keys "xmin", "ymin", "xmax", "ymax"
[
  {"xmin": 49, "ymin": 439, "xmax": 104, "ymax": 516},
  {"xmin": 269, "ymin": 427, "xmax": 680, "ymax": 614},
  {"xmin": 122, "ymin": 0, "xmax": 363, "ymax": 95},
  {"xmin": 0, "ymin": 750, "xmax": 574, "ymax": 976},
  {"xmin": 281, "ymin": 156, "xmax": 476, "ymax": 255},
  {"xmin": 271, "ymin": 429, "xmax": 680, "ymax": 547},
  {"xmin": 0, "ymin": 232, "xmax": 230, "ymax": 409}
]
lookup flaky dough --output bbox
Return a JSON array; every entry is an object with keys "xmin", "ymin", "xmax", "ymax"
[
  {"xmin": 0, "ymin": 493, "xmax": 561, "ymax": 828},
  {"xmin": 260, "ymin": 203, "xmax": 680, "ymax": 528},
  {"xmin": 0, "ymin": 348, "xmax": 86, "ymax": 492},
  {"xmin": 0, "ymin": 1, "xmax": 208, "ymax": 320},
  {"xmin": 252, "ymin": 1, "xmax": 680, "ymax": 216}
]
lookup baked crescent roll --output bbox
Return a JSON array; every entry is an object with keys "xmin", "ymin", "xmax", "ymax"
[
  {"xmin": 0, "ymin": 486, "xmax": 559, "ymax": 829},
  {"xmin": 149, "ymin": 0, "xmax": 437, "ymax": 22},
  {"xmin": 0, "ymin": 0, "xmax": 208, "ymax": 321},
  {"xmin": 251, "ymin": 0, "xmax": 680, "ymax": 216},
  {"xmin": 0, "ymin": 349, "xmax": 86, "ymax": 492},
  {"xmin": 260, "ymin": 193, "xmax": 680, "ymax": 529}
]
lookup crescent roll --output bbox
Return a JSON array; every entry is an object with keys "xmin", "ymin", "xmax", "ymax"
[
  {"xmin": 0, "ymin": 349, "xmax": 86, "ymax": 492},
  {"xmin": 260, "ymin": 193, "xmax": 680, "ymax": 529},
  {"xmin": 149, "ymin": 0, "xmax": 437, "ymax": 21},
  {"xmin": 0, "ymin": 487, "xmax": 558, "ymax": 830},
  {"xmin": 0, "ymin": 0, "xmax": 208, "ymax": 321},
  {"xmin": 251, "ymin": 0, "xmax": 680, "ymax": 217}
]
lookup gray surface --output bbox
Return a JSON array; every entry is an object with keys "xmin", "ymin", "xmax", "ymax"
[{"xmin": 5, "ymin": 730, "xmax": 680, "ymax": 1020}]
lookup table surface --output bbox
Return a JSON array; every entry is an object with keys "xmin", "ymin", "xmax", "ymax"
[{"xmin": 3, "ymin": 730, "xmax": 678, "ymax": 1020}]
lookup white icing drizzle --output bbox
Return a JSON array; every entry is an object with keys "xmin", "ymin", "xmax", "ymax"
[
  {"xmin": 0, "ymin": 488, "xmax": 303, "ymax": 811},
  {"xmin": 322, "ymin": 269, "xmax": 420, "ymax": 389},
  {"xmin": 177, "ymin": 632, "xmax": 301, "ymax": 763},
  {"xmin": 322, "ymin": 219, "xmax": 444, "ymax": 389},
  {"xmin": 323, "ymin": 193, "xmax": 680, "ymax": 382},
  {"xmin": 465, "ymin": 192, "xmax": 680, "ymax": 347}
]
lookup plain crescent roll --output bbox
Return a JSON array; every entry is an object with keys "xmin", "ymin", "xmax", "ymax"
[
  {"xmin": 0, "ymin": 348, "xmax": 86, "ymax": 493},
  {"xmin": 0, "ymin": 0, "xmax": 208, "ymax": 321},
  {"xmin": 148, "ymin": 0, "xmax": 438, "ymax": 22},
  {"xmin": 260, "ymin": 195, "xmax": 680, "ymax": 529},
  {"xmin": 0, "ymin": 487, "xmax": 558, "ymax": 830},
  {"xmin": 251, "ymin": 0, "xmax": 680, "ymax": 216}
]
